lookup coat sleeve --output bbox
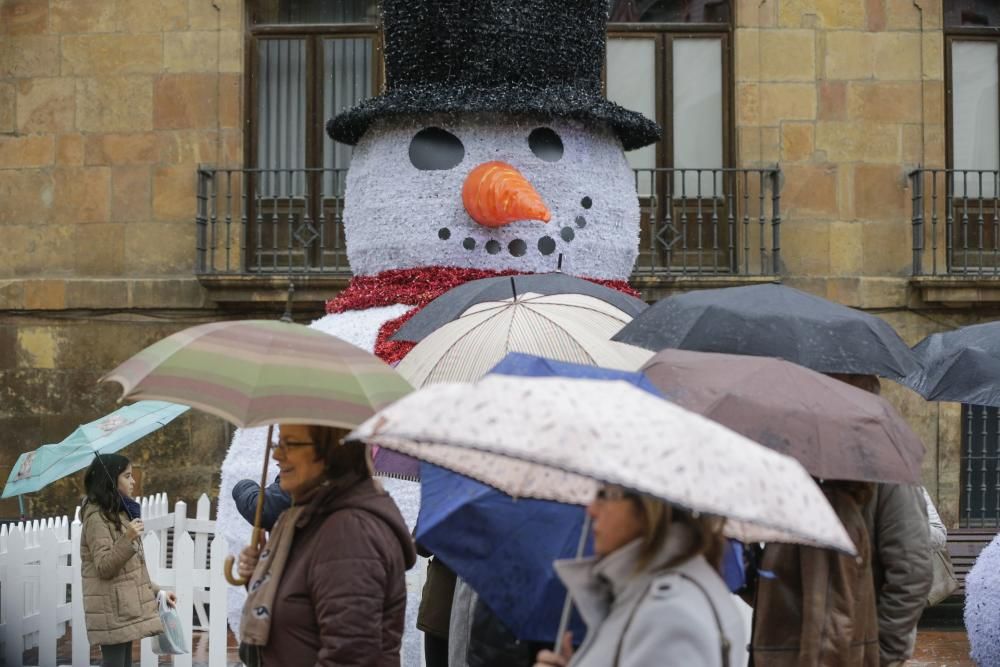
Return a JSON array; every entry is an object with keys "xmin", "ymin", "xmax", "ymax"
[
  {"xmin": 309, "ymin": 510, "xmax": 391, "ymax": 667},
  {"xmin": 82, "ymin": 511, "xmax": 136, "ymax": 580},
  {"xmin": 622, "ymin": 580, "xmax": 727, "ymax": 667},
  {"xmin": 872, "ymin": 483, "xmax": 932, "ymax": 663},
  {"xmin": 232, "ymin": 478, "xmax": 291, "ymax": 532}
]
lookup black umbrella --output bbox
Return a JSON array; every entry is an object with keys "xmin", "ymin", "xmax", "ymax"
[
  {"xmin": 612, "ymin": 284, "xmax": 921, "ymax": 381},
  {"xmin": 392, "ymin": 272, "xmax": 647, "ymax": 343},
  {"xmin": 908, "ymin": 322, "xmax": 1000, "ymax": 406}
]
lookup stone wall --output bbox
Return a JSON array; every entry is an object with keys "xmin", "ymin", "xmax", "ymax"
[
  {"xmin": 734, "ymin": 0, "xmax": 988, "ymax": 527},
  {"xmin": 0, "ymin": 0, "xmax": 246, "ymax": 517},
  {"xmin": 735, "ymin": 0, "xmax": 944, "ymax": 300}
]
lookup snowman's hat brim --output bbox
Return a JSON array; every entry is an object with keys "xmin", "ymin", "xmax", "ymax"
[{"xmin": 326, "ymin": 82, "xmax": 661, "ymax": 152}]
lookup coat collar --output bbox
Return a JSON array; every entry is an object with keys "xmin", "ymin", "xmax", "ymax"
[{"xmin": 554, "ymin": 524, "xmax": 696, "ymax": 630}]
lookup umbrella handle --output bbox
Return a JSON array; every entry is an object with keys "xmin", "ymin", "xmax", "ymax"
[
  {"xmin": 224, "ymin": 555, "xmax": 247, "ymax": 586},
  {"xmin": 224, "ymin": 527, "xmax": 263, "ymax": 587},
  {"xmin": 554, "ymin": 513, "xmax": 591, "ymax": 652},
  {"xmin": 225, "ymin": 424, "xmax": 275, "ymax": 588}
]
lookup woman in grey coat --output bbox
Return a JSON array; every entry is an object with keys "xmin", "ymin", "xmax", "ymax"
[{"xmin": 534, "ymin": 486, "xmax": 745, "ymax": 667}]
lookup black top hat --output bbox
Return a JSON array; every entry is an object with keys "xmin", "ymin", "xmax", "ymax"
[{"xmin": 326, "ymin": 0, "xmax": 661, "ymax": 151}]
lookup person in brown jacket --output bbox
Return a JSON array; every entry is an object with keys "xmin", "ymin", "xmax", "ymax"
[
  {"xmin": 237, "ymin": 425, "xmax": 417, "ymax": 666},
  {"xmin": 830, "ymin": 374, "xmax": 932, "ymax": 666},
  {"xmin": 750, "ymin": 481, "xmax": 879, "ymax": 667},
  {"xmin": 80, "ymin": 453, "xmax": 176, "ymax": 667}
]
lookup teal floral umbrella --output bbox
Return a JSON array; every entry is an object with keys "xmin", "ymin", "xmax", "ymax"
[{"xmin": 2, "ymin": 400, "xmax": 189, "ymax": 499}]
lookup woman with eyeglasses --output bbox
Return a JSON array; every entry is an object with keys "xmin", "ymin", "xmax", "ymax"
[
  {"xmin": 80, "ymin": 453, "xmax": 176, "ymax": 667},
  {"xmin": 235, "ymin": 425, "xmax": 417, "ymax": 666},
  {"xmin": 534, "ymin": 485, "xmax": 745, "ymax": 667}
]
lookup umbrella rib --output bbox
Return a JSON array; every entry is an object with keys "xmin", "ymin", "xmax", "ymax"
[
  {"xmin": 423, "ymin": 310, "xmax": 507, "ymax": 384},
  {"xmin": 515, "ymin": 308, "xmax": 595, "ymax": 364}
]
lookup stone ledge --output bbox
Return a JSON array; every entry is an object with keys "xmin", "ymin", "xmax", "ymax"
[
  {"xmin": 630, "ymin": 274, "xmax": 779, "ymax": 302},
  {"xmin": 911, "ymin": 276, "xmax": 1000, "ymax": 307},
  {"xmin": 197, "ymin": 273, "xmax": 351, "ymax": 306},
  {"xmin": 0, "ymin": 278, "xmax": 210, "ymax": 310}
]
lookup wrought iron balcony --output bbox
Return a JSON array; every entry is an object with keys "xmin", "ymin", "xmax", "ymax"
[
  {"xmin": 910, "ymin": 168, "xmax": 1000, "ymax": 276},
  {"xmin": 196, "ymin": 166, "xmax": 781, "ymax": 279}
]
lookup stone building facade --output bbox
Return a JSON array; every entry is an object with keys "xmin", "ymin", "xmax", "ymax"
[{"xmin": 0, "ymin": 0, "xmax": 997, "ymax": 532}]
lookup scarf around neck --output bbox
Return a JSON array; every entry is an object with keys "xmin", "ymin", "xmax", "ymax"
[
  {"xmin": 239, "ymin": 475, "xmax": 363, "ymax": 646},
  {"xmin": 121, "ymin": 494, "xmax": 141, "ymax": 520}
]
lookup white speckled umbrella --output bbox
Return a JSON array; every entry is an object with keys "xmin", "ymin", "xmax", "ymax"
[
  {"xmin": 349, "ymin": 375, "xmax": 857, "ymax": 555},
  {"xmin": 395, "ymin": 292, "xmax": 652, "ymax": 387}
]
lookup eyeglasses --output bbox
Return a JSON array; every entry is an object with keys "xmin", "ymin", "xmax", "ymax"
[
  {"xmin": 271, "ymin": 439, "xmax": 314, "ymax": 454},
  {"xmin": 593, "ymin": 486, "xmax": 630, "ymax": 503}
]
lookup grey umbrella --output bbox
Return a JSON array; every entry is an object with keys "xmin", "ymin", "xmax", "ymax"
[
  {"xmin": 908, "ymin": 322, "xmax": 1000, "ymax": 406},
  {"xmin": 612, "ymin": 284, "xmax": 921, "ymax": 382},
  {"xmin": 391, "ymin": 272, "xmax": 647, "ymax": 343}
]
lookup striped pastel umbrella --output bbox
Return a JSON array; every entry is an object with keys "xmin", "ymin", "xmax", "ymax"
[
  {"xmin": 101, "ymin": 319, "xmax": 413, "ymax": 585},
  {"xmin": 101, "ymin": 320, "xmax": 412, "ymax": 429}
]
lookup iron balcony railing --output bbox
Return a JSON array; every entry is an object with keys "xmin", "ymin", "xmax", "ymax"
[
  {"xmin": 196, "ymin": 166, "xmax": 781, "ymax": 277},
  {"xmin": 910, "ymin": 168, "xmax": 1000, "ymax": 276}
]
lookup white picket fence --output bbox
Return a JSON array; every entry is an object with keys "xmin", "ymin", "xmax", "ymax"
[{"xmin": 0, "ymin": 494, "xmax": 230, "ymax": 667}]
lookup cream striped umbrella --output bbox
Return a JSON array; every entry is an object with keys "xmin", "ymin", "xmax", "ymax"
[{"xmin": 395, "ymin": 292, "xmax": 652, "ymax": 387}]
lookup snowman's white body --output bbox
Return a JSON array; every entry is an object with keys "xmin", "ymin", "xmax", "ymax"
[{"xmin": 218, "ymin": 116, "xmax": 640, "ymax": 666}]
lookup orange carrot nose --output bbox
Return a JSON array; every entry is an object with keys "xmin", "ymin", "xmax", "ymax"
[{"xmin": 462, "ymin": 161, "xmax": 552, "ymax": 228}]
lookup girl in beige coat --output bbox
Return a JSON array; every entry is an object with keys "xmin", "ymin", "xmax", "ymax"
[{"xmin": 80, "ymin": 454, "xmax": 176, "ymax": 667}]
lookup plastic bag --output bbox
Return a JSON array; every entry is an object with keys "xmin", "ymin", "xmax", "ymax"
[{"xmin": 152, "ymin": 591, "xmax": 188, "ymax": 655}]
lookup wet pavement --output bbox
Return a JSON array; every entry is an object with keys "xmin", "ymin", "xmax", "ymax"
[
  {"xmin": 47, "ymin": 625, "xmax": 975, "ymax": 666},
  {"xmin": 911, "ymin": 630, "xmax": 975, "ymax": 667}
]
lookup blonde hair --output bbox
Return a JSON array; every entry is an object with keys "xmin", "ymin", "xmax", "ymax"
[{"xmin": 632, "ymin": 495, "xmax": 726, "ymax": 573}]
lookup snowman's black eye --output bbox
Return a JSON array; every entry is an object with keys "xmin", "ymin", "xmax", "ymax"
[
  {"xmin": 409, "ymin": 127, "xmax": 465, "ymax": 170},
  {"xmin": 528, "ymin": 127, "xmax": 563, "ymax": 162}
]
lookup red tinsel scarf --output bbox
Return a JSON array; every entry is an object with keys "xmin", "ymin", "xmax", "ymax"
[{"xmin": 325, "ymin": 266, "xmax": 641, "ymax": 365}]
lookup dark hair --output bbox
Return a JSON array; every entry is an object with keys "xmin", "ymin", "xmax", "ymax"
[
  {"xmin": 818, "ymin": 479, "xmax": 875, "ymax": 508},
  {"xmin": 306, "ymin": 426, "xmax": 372, "ymax": 480},
  {"xmin": 83, "ymin": 453, "xmax": 131, "ymax": 529}
]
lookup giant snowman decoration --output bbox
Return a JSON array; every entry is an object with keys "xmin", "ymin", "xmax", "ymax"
[
  {"xmin": 967, "ymin": 535, "xmax": 1000, "ymax": 666},
  {"xmin": 218, "ymin": 1, "xmax": 660, "ymax": 664}
]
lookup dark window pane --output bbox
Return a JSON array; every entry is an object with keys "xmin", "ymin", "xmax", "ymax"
[
  {"xmin": 945, "ymin": 0, "xmax": 1000, "ymax": 28},
  {"xmin": 253, "ymin": 0, "xmax": 377, "ymax": 25},
  {"xmin": 960, "ymin": 404, "xmax": 1000, "ymax": 529},
  {"xmin": 609, "ymin": 0, "xmax": 730, "ymax": 23}
]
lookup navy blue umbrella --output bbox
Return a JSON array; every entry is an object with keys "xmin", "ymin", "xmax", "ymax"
[{"xmin": 415, "ymin": 353, "xmax": 663, "ymax": 643}]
